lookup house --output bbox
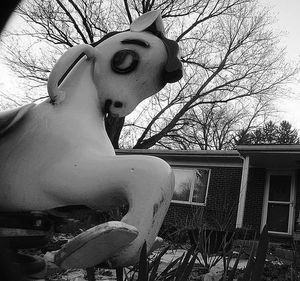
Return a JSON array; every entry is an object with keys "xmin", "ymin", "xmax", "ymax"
[{"xmin": 116, "ymin": 145, "xmax": 300, "ymax": 241}]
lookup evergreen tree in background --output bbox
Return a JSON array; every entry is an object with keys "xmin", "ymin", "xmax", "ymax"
[
  {"xmin": 277, "ymin": 120, "xmax": 299, "ymax": 144},
  {"xmin": 235, "ymin": 120, "xmax": 299, "ymax": 145}
]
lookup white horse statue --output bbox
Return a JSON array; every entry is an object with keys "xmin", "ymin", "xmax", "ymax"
[{"xmin": 0, "ymin": 11, "xmax": 182, "ymax": 271}]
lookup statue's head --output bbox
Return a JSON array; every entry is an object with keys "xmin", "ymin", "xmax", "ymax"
[{"xmin": 48, "ymin": 11, "xmax": 182, "ymax": 117}]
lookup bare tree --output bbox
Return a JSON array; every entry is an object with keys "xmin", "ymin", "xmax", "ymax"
[
  {"xmin": 1, "ymin": 0, "xmax": 298, "ymax": 149},
  {"xmin": 146, "ymin": 96, "xmax": 273, "ymax": 150}
]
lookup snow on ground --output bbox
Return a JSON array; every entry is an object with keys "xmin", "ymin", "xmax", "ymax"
[{"xmin": 46, "ymin": 249, "xmax": 249, "ymax": 281}]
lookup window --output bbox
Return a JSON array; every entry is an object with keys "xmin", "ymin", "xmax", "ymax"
[{"xmin": 172, "ymin": 168, "xmax": 210, "ymax": 205}]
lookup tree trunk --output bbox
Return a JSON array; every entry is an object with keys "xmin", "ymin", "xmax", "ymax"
[{"xmin": 105, "ymin": 115, "xmax": 125, "ymax": 149}]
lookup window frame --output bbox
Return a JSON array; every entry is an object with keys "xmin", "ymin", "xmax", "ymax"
[
  {"xmin": 261, "ymin": 170, "xmax": 295, "ymax": 235},
  {"xmin": 171, "ymin": 167, "xmax": 211, "ymax": 206}
]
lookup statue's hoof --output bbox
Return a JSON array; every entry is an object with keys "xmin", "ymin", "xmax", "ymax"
[
  {"xmin": 54, "ymin": 221, "xmax": 138, "ymax": 269},
  {"xmin": 149, "ymin": 236, "xmax": 164, "ymax": 253}
]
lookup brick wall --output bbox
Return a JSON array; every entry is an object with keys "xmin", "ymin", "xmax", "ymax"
[
  {"xmin": 243, "ymin": 168, "xmax": 266, "ymax": 232},
  {"xmin": 163, "ymin": 166, "xmax": 242, "ymax": 232},
  {"xmin": 295, "ymin": 169, "xmax": 300, "ymax": 230},
  {"xmin": 205, "ymin": 167, "xmax": 242, "ymax": 230}
]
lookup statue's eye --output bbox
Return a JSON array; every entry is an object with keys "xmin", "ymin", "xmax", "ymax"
[{"xmin": 111, "ymin": 50, "xmax": 139, "ymax": 74}]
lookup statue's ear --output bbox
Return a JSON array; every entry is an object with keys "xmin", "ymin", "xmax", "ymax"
[
  {"xmin": 0, "ymin": 103, "xmax": 35, "ymax": 136},
  {"xmin": 47, "ymin": 44, "xmax": 96, "ymax": 104},
  {"xmin": 130, "ymin": 10, "xmax": 165, "ymax": 36}
]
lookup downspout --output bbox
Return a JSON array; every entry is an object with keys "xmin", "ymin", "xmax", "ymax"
[{"xmin": 236, "ymin": 156, "xmax": 250, "ymax": 228}]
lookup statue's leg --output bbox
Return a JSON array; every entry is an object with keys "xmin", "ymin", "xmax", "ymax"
[
  {"xmin": 46, "ymin": 154, "xmax": 174, "ymax": 268},
  {"xmin": 107, "ymin": 155, "xmax": 175, "ymax": 267}
]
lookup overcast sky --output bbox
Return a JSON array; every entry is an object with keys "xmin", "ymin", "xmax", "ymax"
[{"xmin": 259, "ymin": 0, "xmax": 300, "ymax": 128}]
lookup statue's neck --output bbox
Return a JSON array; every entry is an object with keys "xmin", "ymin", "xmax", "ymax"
[
  {"xmin": 44, "ymin": 61, "xmax": 114, "ymax": 154},
  {"xmin": 58, "ymin": 61, "xmax": 104, "ymax": 120}
]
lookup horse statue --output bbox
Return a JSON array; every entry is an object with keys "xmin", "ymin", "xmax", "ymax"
[{"xmin": 0, "ymin": 10, "xmax": 182, "ymax": 275}]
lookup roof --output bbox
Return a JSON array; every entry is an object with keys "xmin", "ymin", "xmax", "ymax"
[
  {"xmin": 237, "ymin": 144, "xmax": 300, "ymax": 168},
  {"xmin": 237, "ymin": 144, "xmax": 300, "ymax": 153},
  {"xmin": 116, "ymin": 145, "xmax": 300, "ymax": 169},
  {"xmin": 115, "ymin": 149, "xmax": 243, "ymax": 167}
]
